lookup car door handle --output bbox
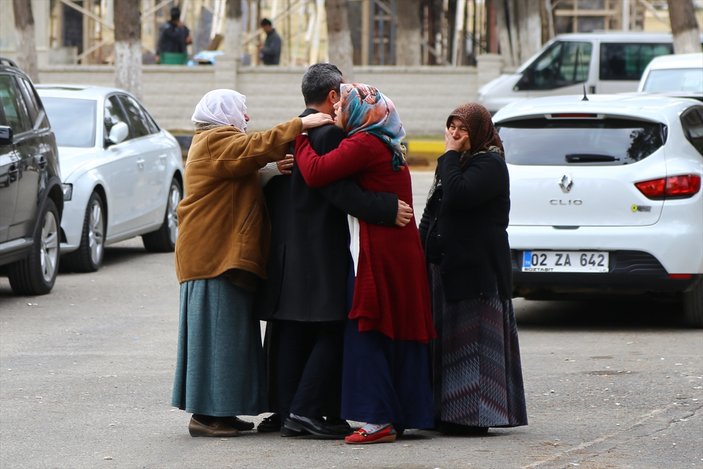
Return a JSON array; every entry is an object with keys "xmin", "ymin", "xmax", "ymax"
[
  {"xmin": 136, "ymin": 158, "xmax": 145, "ymax": 169},
  {"xmin": 8, "ymin": 163, "xmax": 18, "ymax": 182},
  {"xmin": 36, "ymin": 156, "xmax": 47, "ymax": 169}
]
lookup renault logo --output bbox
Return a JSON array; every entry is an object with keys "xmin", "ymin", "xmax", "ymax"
[{"xmin": 559, "ymin": 174, "xmax": 573, "ymax": 193}]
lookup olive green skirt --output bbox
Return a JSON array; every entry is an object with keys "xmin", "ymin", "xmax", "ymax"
[{"xmin": 172, "ymin": 276, "xmax": 266, "ymax": 416}]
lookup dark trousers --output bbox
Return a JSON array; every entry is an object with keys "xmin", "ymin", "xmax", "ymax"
[{"xmin": 274, "ymin": 320, "xmax": 345, "ymax": 419}]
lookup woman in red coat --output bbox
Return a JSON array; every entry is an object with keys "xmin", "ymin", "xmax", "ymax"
[{"xmin": 294, "ymin": 83, "xmax": 434, "ymax": 444}]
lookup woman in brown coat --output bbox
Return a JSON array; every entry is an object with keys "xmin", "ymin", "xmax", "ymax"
[{"xmin": 171, "ymin": 89, "xmax": 331, "ymax": 437}]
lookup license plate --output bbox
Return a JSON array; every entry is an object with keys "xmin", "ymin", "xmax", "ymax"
[{"xmin": 521, "ymin": 251, "xmax": 609, "ymax": 273}]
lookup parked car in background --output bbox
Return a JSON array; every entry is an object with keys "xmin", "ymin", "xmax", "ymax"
[
  {"xmin": 637, "ymin": 52, "xmax": 703, "ymax": 100},
  {"xmin": 478, "ymin": 32, "xmax": 702, "ymax": 114},
  {"xmin": 0, "ymin": 58, "xmax": 63, "ymax": 295},
  {"xmin": 494, "ymin": 94, "xmax": 703, "ymax": 326},
  {"xmin": 36, "ymin": 85, "xmax": 184, "ymax": 272}
]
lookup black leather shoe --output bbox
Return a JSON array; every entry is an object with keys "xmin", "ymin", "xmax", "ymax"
[
  {"xmin": 227, "ymin": 416, "xmax": 255, "ymax": 431},
  {"xmin": 325, "ymin": 417, "xmax": 352, "ymax": 433},
  {"xmin": 280, "ymin": 425, "xmax": 307, "ymax": 437},
  {"xmin": 438, "ymin": 421, "xmax": 489, "ymax": 436},
  {"xmin": 284, "ymin": 414, "xmax": 350, "ymax": 439},
  {"xmin": 257, "ymin": 413, "xmax": 281, "ymax": 433}
]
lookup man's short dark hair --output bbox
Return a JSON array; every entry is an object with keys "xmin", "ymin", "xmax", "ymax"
[
  {"xmin": 170, "ymin": 7, "xmax": 181, "ymax": 21},
  {"xmin": 301, "ymin": 63, "xmax": 343, "ymax": 106},
  {"xmin": 260, "ymin": 18, "xmax": 272, "ymax": 27}
]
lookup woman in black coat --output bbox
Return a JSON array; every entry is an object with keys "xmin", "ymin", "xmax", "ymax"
[{"xmin": 419, "ymin": 102, "xmax": 528, "ymax": 435}]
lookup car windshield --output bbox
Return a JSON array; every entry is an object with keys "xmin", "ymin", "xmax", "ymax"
[
  {"xmin": 497, "ymin": 117, "xmax": 666, "ymax": 166},
  {"xmin": 643, "ymin": 69, "xmax": 703, "ymax": 93},
  {"xmin": 41, "ymin": 97, "xmax": 96, "ymax": 147}
]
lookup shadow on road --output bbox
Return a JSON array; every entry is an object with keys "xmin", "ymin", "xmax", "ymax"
[
  {"xmin": 514, "ymin": 296, "xmax": 689, "ymax": 331},
  {"xmin": 57, "ymin": 244, "xmax": 159, "ymax": 273},
  {"xmin": 101, "ymin": 244, "xmax": 156, "ymax": 267}
]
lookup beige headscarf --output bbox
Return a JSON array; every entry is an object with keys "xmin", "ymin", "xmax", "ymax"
[{"xmin": 191, "ymin": 89, "xmax": 248, "ymax": 132}]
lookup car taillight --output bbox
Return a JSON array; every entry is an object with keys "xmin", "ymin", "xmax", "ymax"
[
  {"xmin": 635, "ymin": 174, "xmax": 701, "ymax": 199},
  {"xmin": 669, "ymin": 274, "xmax": 693, "ymax": 280}
]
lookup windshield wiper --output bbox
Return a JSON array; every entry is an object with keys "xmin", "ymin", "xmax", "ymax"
[{"xmin": 565, "ymin": 153, "xmax": 618, "ymax": 163}]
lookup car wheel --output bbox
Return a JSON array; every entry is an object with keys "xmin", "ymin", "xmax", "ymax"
[
  {"xmin": 142, "ymin": 177, "xmax": 182, "ymax": 252},
  {"xmin": 7, "ymin": 199, "xmax": 60, "ymax": 295},
  {"xmin": 682, "ymin": 277, "xmax": 703, "ymax": 328},
  {"xmin": 62, "ymin": 192, "xmax": 105, "ymax": 273}
]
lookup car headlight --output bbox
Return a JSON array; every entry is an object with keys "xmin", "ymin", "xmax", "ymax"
[{"xmin": 62, "ymin": 183, "xmax": 73, "ymax": 201}]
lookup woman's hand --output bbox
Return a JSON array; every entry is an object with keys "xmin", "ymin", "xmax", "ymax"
[
  {"xmin": 444, "ymin": 127, "xmax": 469, "ymax": 153},
  {"xmin": 301, "ymin": 113, "xmax": 334, "ymax": 130},
  {"xmin": 276, "ymin": 154, "xmax": 294, "ymax": 175}
]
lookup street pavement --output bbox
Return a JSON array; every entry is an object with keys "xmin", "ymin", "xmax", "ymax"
[{"xmin": 1, "ymin": 169, "xmax": 701, "ymax": 469}]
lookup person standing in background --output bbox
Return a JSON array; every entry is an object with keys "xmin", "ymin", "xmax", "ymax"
[
  {"xmin": 419, "ymin": 102, "xmax": 528, "ymax": 436},
  {"xmin": 156, "ymin": 6, "xmax": 192, "ymax": 65},
  {"xmin": 259, "ymin": 18, "xmax": 282, "ymax": 65}
]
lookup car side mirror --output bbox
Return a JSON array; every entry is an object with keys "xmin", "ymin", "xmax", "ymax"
[
  {"xmin": 0, "ymin": 125, "xmax": 13, "ymax": 146},
  {"xmin": 107, "ymin": 121, "xmax": 128, "ymax": 145},
  {"xmin": 515, "ymin": 70, "xmax": 532, "ymax": 91}
]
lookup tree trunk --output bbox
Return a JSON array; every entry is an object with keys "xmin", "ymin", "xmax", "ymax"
[
  {"xmin": 520, "ymin": 0, "xmax": 542, "ymax": 62},
  {"xmin": 224, "ymin": 0, "xmax": 243, "ymax": 55},
  {"xmin": 396, "ymin": 0, "xmax": 422, "ymax": 66},
  {"xmin": 495, "ymin": 0, "xmax": 517, "ymax": 68},
  {"xmin": 12, "ymin": 0, "xmax": 38, "ymax": 82},
  {"xmin": 213, "ymin": 0, "xmax": 243, "ymax": 88},
  {"xmin": 114, "ymin": 0, "xmax": 142, "ymax": 99},
  {"xmin": 494, "ymin": 0, "xmax": 543, "ymax": 69},
  {"xmin": 326, "ymin": 0, "xmax": 355, "ymax": 81},
  {"xmin": 668, "ymin": 0, "xmax": 701, "ymax": 54}
]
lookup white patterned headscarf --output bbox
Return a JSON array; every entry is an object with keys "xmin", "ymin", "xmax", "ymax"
[{"xmin": 191, "ymin": 89, "xmax": 248, "ymax": 132}]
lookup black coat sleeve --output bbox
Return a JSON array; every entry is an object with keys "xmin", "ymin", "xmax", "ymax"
[
  {"xmin": 308, "ymin": 124, "xmax": 398, "ymax": 226},
  {"xmin": 320, "ymin": 180, "xmax": 398, "ymax": 225},
  {"xmin": 438, "ymin": 150, "xmax": 508, "ymax": 211}
]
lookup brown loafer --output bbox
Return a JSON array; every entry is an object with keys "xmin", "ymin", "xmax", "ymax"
[{"xmin": 188, "ymin": 416, "xmax": 240, "ymax": 438}]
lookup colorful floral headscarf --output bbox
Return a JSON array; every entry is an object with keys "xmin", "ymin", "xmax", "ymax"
[{"xmin": 338, "ymin": 83, "xmax": 407, "ymax": 171}]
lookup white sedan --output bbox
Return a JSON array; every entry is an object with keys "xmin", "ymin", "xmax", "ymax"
[
  {"xmin": 494, "ymin": 93, "xmax": 703, "ymax": 326},
  {"xmin": 37, "ymin": 85, "xmax": 184, "ymax": 272}
]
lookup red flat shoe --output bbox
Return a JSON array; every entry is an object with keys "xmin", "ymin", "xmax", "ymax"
[{"xmin": 344, "ymin": 424, "xmax": 396, "ymax": 444}]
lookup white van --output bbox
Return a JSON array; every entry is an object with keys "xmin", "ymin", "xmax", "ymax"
[{"xmin": 478, "ymin": 32, "xmax": 690, "ymax": 114}]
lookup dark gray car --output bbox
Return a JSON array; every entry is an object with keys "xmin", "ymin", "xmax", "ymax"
[{"xmin": 0, "ymin": 58, "xmax": 63, "ymax": 294}]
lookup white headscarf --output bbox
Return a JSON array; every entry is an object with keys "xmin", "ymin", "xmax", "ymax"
[{"xmin": 191, "ymin": 89, "xmax": 248, "ymax": 132}]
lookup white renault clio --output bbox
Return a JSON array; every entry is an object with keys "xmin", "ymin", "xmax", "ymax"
[{"xmin": 494, "ymin": 94, "xmax": 703, "ymax": 326}]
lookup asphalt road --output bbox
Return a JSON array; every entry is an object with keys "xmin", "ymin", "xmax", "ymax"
[{"xmin": 1, "ymin": 169, "xmax": 701, "ymax": 469}]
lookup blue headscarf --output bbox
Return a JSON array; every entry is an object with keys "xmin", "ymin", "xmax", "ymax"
[{"xmin": 338, "ymin": 83, "xmax": 407, "ymax": 171}]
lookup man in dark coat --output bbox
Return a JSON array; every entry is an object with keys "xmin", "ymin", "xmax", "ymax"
[
  {"xmin": 259, "ymin": 18, "xmax": 282, "ymax": 65},
  {"xmin": 156, "ymin": 7, "xmax": 192, "ymax": 64},
  {"xmin": 255, "ymin": 63, "xmax": 412, "ymax": 438}
]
